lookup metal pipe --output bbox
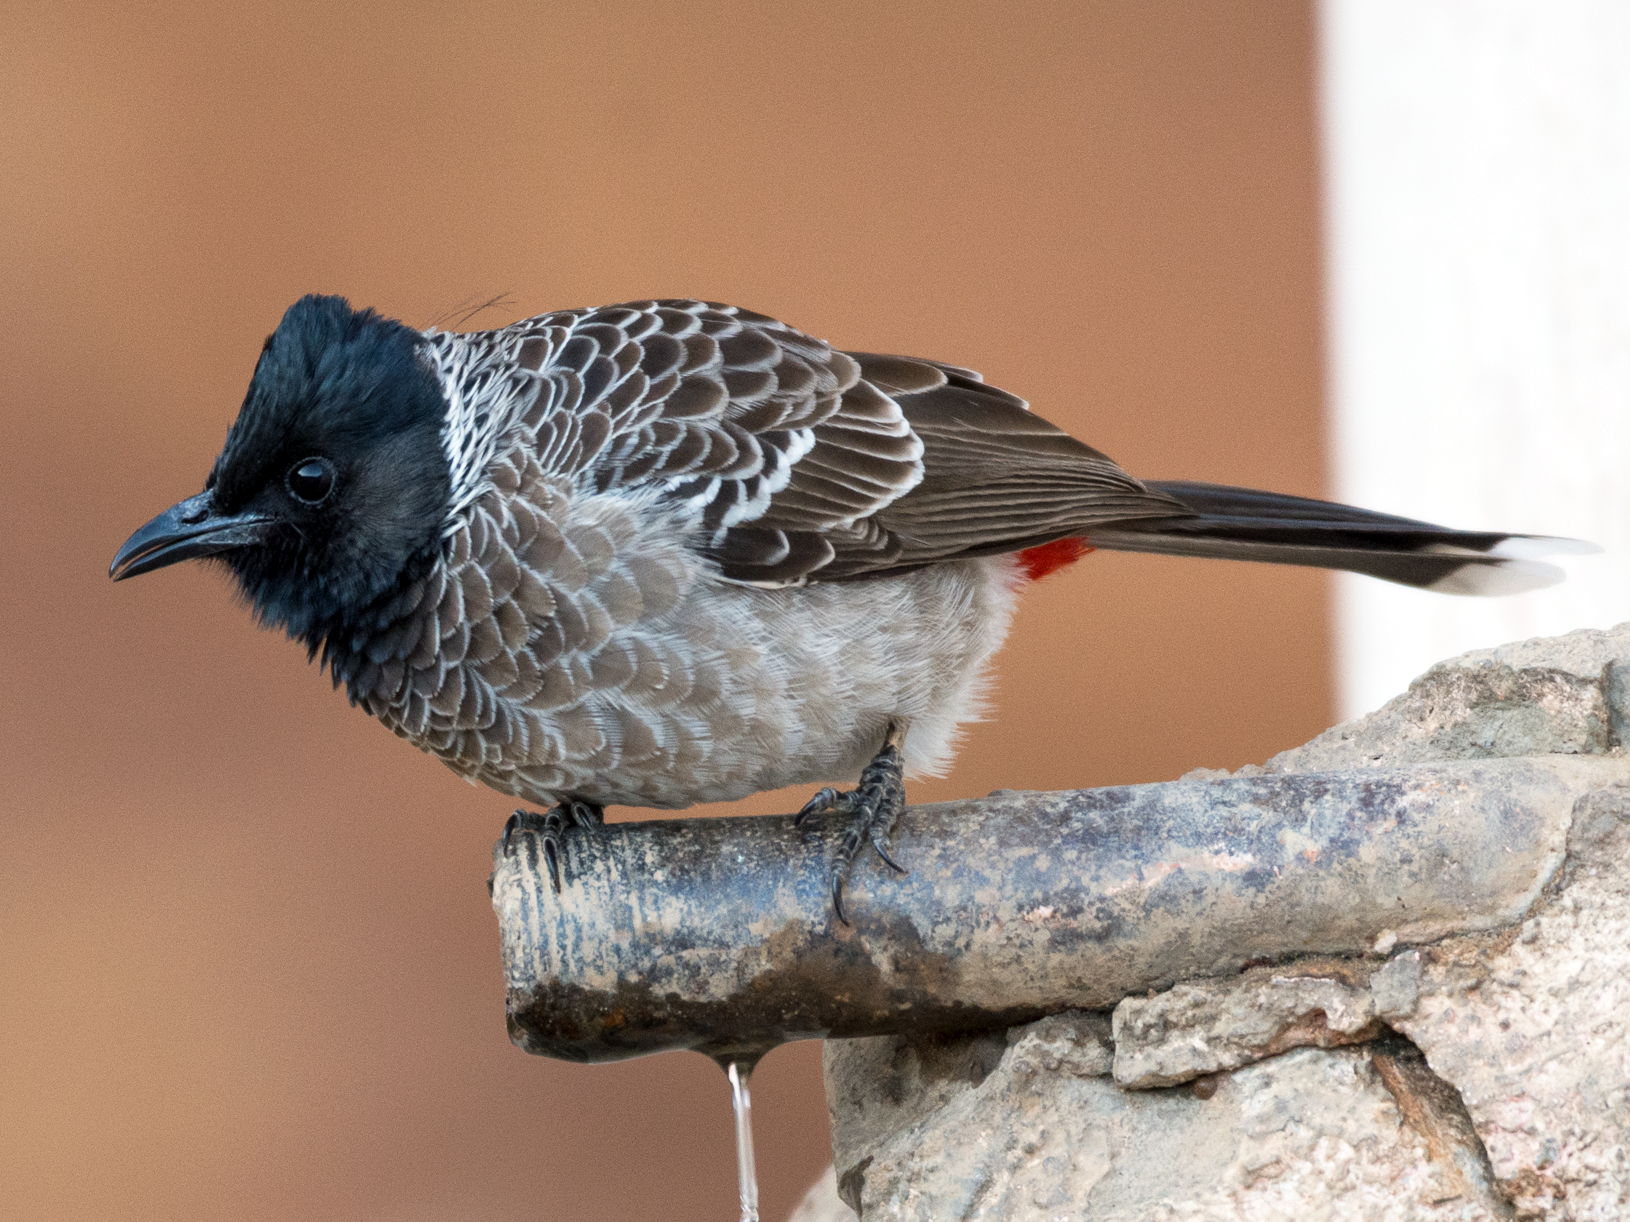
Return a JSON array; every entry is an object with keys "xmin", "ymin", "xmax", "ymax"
[{"xmin": 492, "ymin": 757, "xmax": 1617, "ymax": 1064}]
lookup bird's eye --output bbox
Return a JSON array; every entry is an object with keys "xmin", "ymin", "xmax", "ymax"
[{"xmin": 286, "ymin": 457, "xmax": 335, "ymax": 505}]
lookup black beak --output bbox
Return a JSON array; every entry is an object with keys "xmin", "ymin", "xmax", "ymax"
[{"xmin": 109, "ymin": 491, "xmax": 277, "ymax": 581}]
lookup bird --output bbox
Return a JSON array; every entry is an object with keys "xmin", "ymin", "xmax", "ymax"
[{"xmin": 110, "ymin": 294, "xmax": 1592, "ymax": 918}]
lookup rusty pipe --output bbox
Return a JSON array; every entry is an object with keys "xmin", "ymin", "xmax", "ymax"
[{"xmin": 492, "ymin": 757, "xmax": 1614, "ymax": 1065}]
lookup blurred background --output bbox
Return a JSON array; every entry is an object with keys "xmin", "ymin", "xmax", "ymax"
[{"xmin": 1, "ymin": 3, "xmax": 1611, "ymax": 1220}]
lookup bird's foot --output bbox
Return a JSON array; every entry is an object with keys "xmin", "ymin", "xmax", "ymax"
[
  {"xmin": 502, "ymin": 798, "xmax": 605, "ymax": 893},
  {"xmin": 794, "ymin": 720, "xmax": 909, "ymax": 923}
]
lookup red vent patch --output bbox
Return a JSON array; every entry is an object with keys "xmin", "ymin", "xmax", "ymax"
[{"xmin": 1016, "ymin": 537, "xmax": 1094, "ymax": 582}]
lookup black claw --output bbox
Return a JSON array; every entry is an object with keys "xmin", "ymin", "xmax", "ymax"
[
  {"xmin": 566, "ymin": 798, "xmax": 606, "ymax": 829},
  {"xmin": 871, "ymin": 833, "xmax": 908, "ymax": 875},
  {"xmin": 831, "ymin": 873, "xmax": 849, "ymax": 926},
  {"xmin": 542, "ymin": 835, "xmax": 563, "ymax": 894},
  {"xmin": 502, "ymin": 799, "xmax": 604, "ymax": 892}
]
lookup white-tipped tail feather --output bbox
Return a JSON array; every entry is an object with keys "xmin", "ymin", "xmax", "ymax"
[
  {"xmin": 1425, "ymin": 559, "xmax": 1566, "ymax": 597},
  {"xmin": 1094, "ymin": 481, "xmax": 1596, "ymax": 597},
  {"xmin": 1477, "ymin": 535, "xmax": 1603, "ymax": 560}
]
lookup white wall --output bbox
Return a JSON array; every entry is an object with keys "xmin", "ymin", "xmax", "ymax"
[{"xmin": 1321, "ymin": 1, "xmax": 1630, "ymax": 719}]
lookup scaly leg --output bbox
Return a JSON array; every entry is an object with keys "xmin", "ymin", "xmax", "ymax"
[{"xmin": 795, "ymin": 719, "xmax": 909, "ymax": 923}]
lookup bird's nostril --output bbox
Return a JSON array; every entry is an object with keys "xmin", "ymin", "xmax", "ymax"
[{"xmin": 180, "ymin": 501, "xmax": 209, "ymax": 524}]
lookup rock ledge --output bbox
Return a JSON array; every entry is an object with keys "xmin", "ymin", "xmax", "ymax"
[{"xmin": 820, "ymin": 624, "xmax": 1630, "ymax": 1221}]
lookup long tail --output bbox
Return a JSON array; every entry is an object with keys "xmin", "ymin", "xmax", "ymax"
[{"xmin": 1086, "ymin": 481, "xmax": 1596, "ymax": 595}]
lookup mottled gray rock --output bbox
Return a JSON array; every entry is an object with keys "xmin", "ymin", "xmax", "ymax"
[
  {"xmin": 1008, "ymin": 1010, "xmax": 1114, "ymax": 1081},
  {"xmin": 1265, "ymin": 623, "xmax": 1630, "ymax": 774},
  {"xmin": 826, "ymin": 1035, "xmax": 1512, "ymax": 1221},
  {"xmin": 1111, "ymin": 966, "xmax": 1379, "ymax": 1088},
  {"xmin": 1385, "ymin": 782, "xmax": 1630, "ymax": 1221},
  {"xmin": 1371, "ymin": 950, "xmax": 1424, "ymax": 1020},
  {"xmin": 824, "ymin": 624, "xmax": 1630, "ymax": 1221}
]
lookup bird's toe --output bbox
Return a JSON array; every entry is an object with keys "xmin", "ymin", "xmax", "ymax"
[{"xmin": 504, "ymin": 799, "xmax": 605, "ymax": 893}]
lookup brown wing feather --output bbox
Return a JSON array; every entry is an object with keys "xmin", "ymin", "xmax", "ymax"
[
  {"xmin": 498, "ymin": 304, "xmax": 1184, "ymax": 585},
  {"xmin": 709, "ymin": 350, "xmax": 1188, "ymax": 583}
]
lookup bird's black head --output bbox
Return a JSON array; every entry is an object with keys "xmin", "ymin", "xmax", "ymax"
[{"xmin": 111, "ymin": 295, "xmax": 453, "ymax": 651}]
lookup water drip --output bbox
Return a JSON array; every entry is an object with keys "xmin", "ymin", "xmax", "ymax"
[{"xmin": 725, "ymin": 1059, "xmax": 759, "ymax": 1222}]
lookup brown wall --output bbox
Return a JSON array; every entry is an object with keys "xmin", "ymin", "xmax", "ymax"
[{"xmin": 0, "ymin": 3, "xmax": 1324, "ymax": 1219}]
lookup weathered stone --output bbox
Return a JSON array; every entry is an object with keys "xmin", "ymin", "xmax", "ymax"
[
  {"xmin": 820, "ymin": 624, "xmax": 1630, "ymax": 1221},
  {"xmin": 1386, "ymin": 784, "xmax": 1630, "ymax": 1220},
  {"xmin": 1369, "ymin": 1040, "xmax": 1514, "ymax": 1219},
  {"xmin": 826, "ymin": 1035, "xmax": 1514, "ymax": 1221},
  {"xmin": 1008, "ymin": 1010, "xmax": 1114, "ymax": 1081},
  {"xmin": 1111, "ymin": 966, "xmax": 1379, "ymax": 1088},
  {"xmin": 1265, "ymin": 623, "xmax": 1630, "ymax": 774},
  {"xmin": 1371, "ymin": 950, "xmax": 1423, "ymax": 1020},
  {"xmin": 824, "ymin": 1026, "xmax": 1012, "ymax": 1180}
]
